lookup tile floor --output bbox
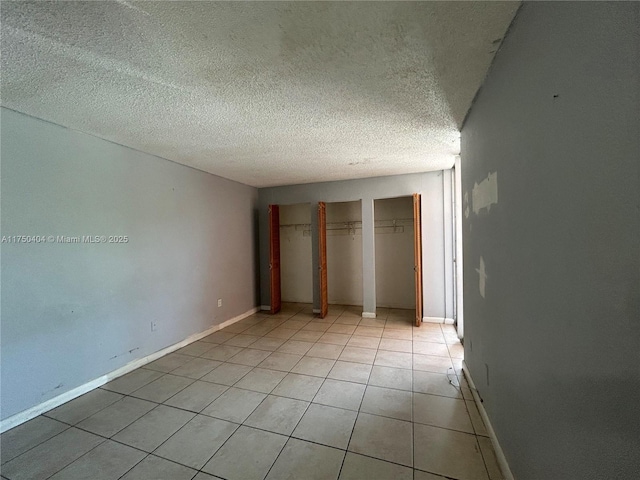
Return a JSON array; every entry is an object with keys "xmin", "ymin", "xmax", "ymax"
[{"xmin": 1, "ymin": 304, "xmax": 502, "ymax": 480}]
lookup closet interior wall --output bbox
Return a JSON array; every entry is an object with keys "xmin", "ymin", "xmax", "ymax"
[
  {"xmin": 374, "ymin": 197, "xmax": 415, "ymax": 309},
  {"xmin": 326, "ymin": 201, "xmax": 363, "ymax": 307},
  {"xmin": 279, "ymin": 203, "xmax": 313, "ymax": 304}
]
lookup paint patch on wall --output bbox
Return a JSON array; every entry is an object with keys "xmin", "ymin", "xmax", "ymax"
[
  {"xmin": 472, "ymin": 172, "xmax": 498, "ymax": 215},
  {"xmin": 464, "ymin": 191, "xmax": 470, "ymax": 219},
  {"xmin": 476, "ymin": 256, "xmax": 488, "ymax": 298}
]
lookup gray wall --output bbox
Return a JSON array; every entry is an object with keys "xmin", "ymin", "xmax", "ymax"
[
  {"xmin": 461, "ymin": 3, "xmax": 640, "ymax": 479},
  {"xmin": 0, "ymin": 108, "xmax": 259, "ymax": 420},
  {"xmin": 258, "ymin": 171, "xmax": 455, "ymax": 318}
]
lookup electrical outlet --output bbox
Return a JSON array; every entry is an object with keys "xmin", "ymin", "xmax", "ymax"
[
  {"xmin": 151, "ymin": 321, "xmax": 157, "ymax": 331},
  {"xmin": 217, "ymin": 299, "xmax": 222, "ymax": 307}
]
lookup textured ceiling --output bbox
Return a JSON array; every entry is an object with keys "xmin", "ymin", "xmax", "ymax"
[{"xmin": 1, "ymin": 1, "xmax": 519, "ymax": 187}]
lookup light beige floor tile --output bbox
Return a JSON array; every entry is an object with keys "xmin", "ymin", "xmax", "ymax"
[
  {"xmin": 201, "ymin": 387, "xmax": 266, "ymax": 423},
  {"xmin": 0, "ymin": 416, "xmax": 68, "ymax": 464},
  {"xmin": 45, "ymin": 389, "xmax": 122, "ymax": 425},
  {"xmin": 203, "ymin": 426, "xmax": 287, "ymax": 480},
  {"xmin": 245, "ymin": 395, "xmax": 309, "ymax": 435},
  {"xmin": 200, "ymin": 362, "xmax": 252, "ymax": 386},
  {"xmin": 201, "ymin": 345, "xmax": 244, "ymax": 361},
  {"xmin": 250, "ymin": 336, "xmax": 288, "ymax": 350},
  {"xmin": 292, "ymin": 404, "xmax": 357, "ymax": 449},
  {"xmin": 328, "ymin": 361, "xmax": 372, "ymax": 384},
  {"xmin": 384, "ymin": 319, "xmax": 413, "ymax": 331},
  {"xmin": 243, "ymin": 325, "xmax": 276, "ymax": 336},
  {"xmin": 145, "ymin": 353, "xmax": 194, "ymax": 373},
  {"xmin": 49, "ymin": 440, "xmax": 145, "ymax": 480},
  {"xmin": 220, "ymin": 322, "xmax": 252, "ymax": 334},
  {"xmin": 2, "ymin": 427, "xmax": 104, "ymax": 480},
  {"xmin": 154, "ymin": 415, "xmax": 237, "ymax": 469},
  {"xmin": 374, "ymin": 350, "xmax": 413, "ymax": 369},
  {"xmin": 338, "ymin": 346, "xmax": 377, "ymax": 364},
  {"xmin": 327, "ymin": 324, "xmax": 357, "ymax": 334},
  {"xmin": 291, "ymin": 357, "xmax": 336, "ymax": 377},
  {"xmin": 413, "ymin": 393, "xmax": 474, "ymax": 433},
  {"xmin": 258, "ymin": 352, "xmax": 303, "ymax": 371},
  {"xmin": 378, "ymin": 338, "xmax": 413, "ymax": 353},
  {"xmin": 413, "ymin": 341, "xmax": 451, "ymax": 357},
  {"xmin": 413, "ymin": 354, "xmax": 453, "ymax": 374},
  {"xmin": 302, "ymin": 322, "xmax": 332, "ymax": 332},
  {"xmin": 272, "ymin": 373, "xmax": 324, "ymax": 401},
  {"xmin": 306, "ymin": 343, "xmax": 345, "ymax": 359},
  {"xmin": 281, "ymin": 319, "xmax": 309, "ymax": 330},
  {"xmin": 265, "ymin": 438, "xmax": 345, "ymax": 480},
  {"xmin": 347, "ymin": 335, "xmax": 381, "ymax": 349},
  {"xmin": 170, "ymin": 358, "xmax": 222, "ymax": 379},
  {"xmin": 291, "ymin": 330, "xmax": 324, "ymax": 342},
  {"xmin": 264, "ymin": 327, "xmax": 298, "ymax": 339},
  {"xmin": 102, "ymin": 369, "xmax": 163, "ymax": 395},
  {"xmin": 413, "ymin": 370, "xmax": 462, "ymax": 398},
  {"xmin": 130, "ymin": 374, "xmax": 194, "ymax": 403},
  {"xmin": 318, "ymin": 332, "xmax": 351, "ymax": 346},
  {"xmin": 354, "ymin": 326, "xmax": 383, "ymax": 338},
  {"xmin": 339, "ymin": 452, "xmax": 413, "ymax": 480},
  {"xmin": 348, "ymin": 412, "xmax": 413, "ymax": 467},
  {"xmin": 334, "ymin": 316, "xmax": 361, "ymax": 326},
  {"xmin": 77, "ymin": 397, "xmax": 156, "ymax": 438},
  {"xmin": 368, "ymin": 365, "xmax": 413, "ymax": 391},
  {"xmin": 176, "ymin": 341, "xmax": 215, "ymax": 357},
  {"xmin": 359, "ymin": 318, "xmax": 386, "ymax": 328},
  {"xmin": 381, "ymin": 328, "xmax": 413, "ymax": 340},
  {"xmin": 413, "ymin": 330, "xmax": 446, "ymax": 344},
  {"xmin": 360, "ymin": 385, "xmax": 412, "ymax": 421},
  {"xmin": 120, "ymin": 455, "xmax": 197, "ymax": 480},
  {"xmin": 224, "ymin": 334, "xmax": 260, "ymax": 347},
  {"xmin": 414, "ymin": 423, "xmax": 488, "ymax": 480},
  {"xmin": 277, "ymin": 340, "xmax": 315, "ymax": 355},
  {"xmin": 112, "ymin": 405, "xmax": 194, "ymax": 452},
  {"xmin": 164, "ymin": 381, "xmax": 228, "ymax": 412},
  {"xmin": 448, "ymin": 343, "xmax": 465, "ymax": 359},
  {"xmin": 202, "ymin": 331, "xmax": 237, "ymax": 344},
  {"xmin": 313, "ymin": 379, "xmax": 366, "ymax": 411},
  {"xmin": 234, "ymin": 368, "xmax": 287, "ymax": 394},
  {"xmin": 227, "ymin": 348, "xmax": 272, "ymax": 367}
]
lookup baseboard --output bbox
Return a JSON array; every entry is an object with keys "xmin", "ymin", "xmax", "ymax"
[
  {"xmin": 260, "ymin": 305, "xmax": 271, "ymax": 311},
  {"xmin": 462, "ymin": 361, "xmax": 514, "ymax": 480},
  {"xmin": 0, "ymin": 306, "xmax": 259, "ymax": 433},
  {"xmin": 422, "ymin": 316, "xmax": 455, "ymax": 324},
  {"xmin": 312, "ymin": 309, "xmax": 321, "ymax": 314},
  {"xmin": 361, "ymin": 311, "xmax": 376, "ymax": 318}
]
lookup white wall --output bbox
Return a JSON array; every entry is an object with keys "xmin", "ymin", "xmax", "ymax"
[
  {"xmin": 279, "ymin": 203, "xmax": 312, "ymax": 303},
  {"xmin": 374, "ymin": 197, "xmax": 415, "ymax": 309},
  {"xmin": 0, "ymin": 108, "xmax": 259, "ymax": 422},
  {"xmin": 326, "ymin": 201, "xmax": 363, "ymax": 306}
]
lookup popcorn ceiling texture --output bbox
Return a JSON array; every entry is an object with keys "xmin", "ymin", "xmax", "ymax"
[{"xmin": 1, "ymin": 1, "xmax": 518, "ymax": 187}]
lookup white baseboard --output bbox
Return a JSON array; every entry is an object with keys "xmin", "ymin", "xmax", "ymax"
[
  {"xmin": 361, "ymin": 312, "xmax": 376, "ymax": 318},
  {"xmin": 0, "ymin": 307, "xmax": 259, "ymax": 433},
  {"xmin": 260, "ymin": 305, "xmax": 271, "ymax": 311},
  {"xmin": 422, "ymin": 316, "xmax": 455, "ymax": 324},
  {"xmin": 462, "ymin": 361, "xmax": 514, "ymax": 480}
]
